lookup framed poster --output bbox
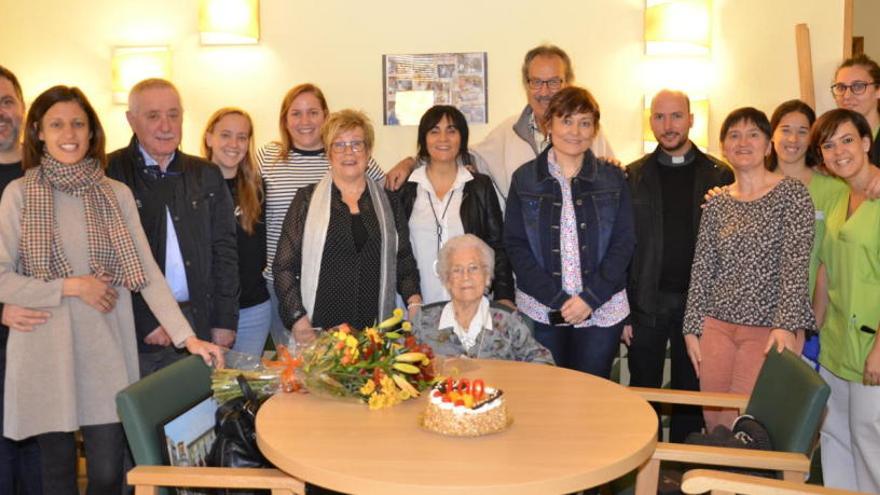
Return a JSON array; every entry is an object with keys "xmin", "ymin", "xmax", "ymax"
[
  {"xmin": 383, "ymin": 52, "xmax": 488, "ymax": 126},
  {"xmin": 158, "ymin": 394, "xmax": 219, "ymax": 494}
]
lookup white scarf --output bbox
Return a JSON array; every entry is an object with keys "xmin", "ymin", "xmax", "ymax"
[{"xmin": 301, "ymin": 175, "xmax": 398, "ymax": 319}]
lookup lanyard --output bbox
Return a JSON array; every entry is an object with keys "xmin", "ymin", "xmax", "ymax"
[{"xmin": 426, "ymin": 189, "xmax": 456, "ymax": 256}]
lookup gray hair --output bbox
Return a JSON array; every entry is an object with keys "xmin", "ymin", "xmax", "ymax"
[{"xmin": 437, "ymin": 234, "xmax": 494, "ymax": 287}]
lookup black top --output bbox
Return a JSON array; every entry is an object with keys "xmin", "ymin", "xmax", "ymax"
[
  {"xmin": 272, "ymin": 181, "xmax": 421, "ymax": 330},
  {"xmin": 107, "ymin": 137, "xmax": 239, "ymax": 351},
  {"xmin": 657, "ymin": 158, "xmax": 697, "ymax": 293},
  {"xmin": 0, "ymin": 161, "xmax": 23, "ymax": 359},
  {"xmin": 225, "ymin": 177, "xmax": 269, "ymax": 309}
]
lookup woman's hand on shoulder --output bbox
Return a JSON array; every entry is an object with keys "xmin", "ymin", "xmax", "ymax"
[
  {"xmin": 185, "ymin": 336, "xmax": 226, "ymax": 369},
  {"xmin": 63, "ymin": 274, "xmax": 118, "ymax": 313},
  {"xmin": 701, "ymin": 185, "xmax": 729, "ymax": 208}
]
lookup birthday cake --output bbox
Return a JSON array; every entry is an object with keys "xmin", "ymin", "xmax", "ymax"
[{"xmin": 422, "ymin": 378, "xmax": 510, "ymax": 437}]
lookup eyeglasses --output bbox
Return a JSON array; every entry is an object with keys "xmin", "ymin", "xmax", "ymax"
[
  {"xmin": 527, "ymin": 77, "xmax": 564, "ymax": 91},
  {"xmin": 449, "ymin": 264, "xmax": 485, "ymax": 279},
  {"xmin": 830, "ymin": 81, "xmax": 879, "ymax": 96},
  {"xmin": 330, "ymin": 140, "xmax": 366, "ymax": 154}
]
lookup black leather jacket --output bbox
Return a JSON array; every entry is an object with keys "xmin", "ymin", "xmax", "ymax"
[
  {"xmin": 626, "ymin": 146, "xmax": 733, "ymax": 327},
  {"xmin": 108, "ymin": 137, "xmax": 239, "ymax": 352},
  {"xmin": 394, "ymin": 171, "xmax": 515, "ymax": 302}
]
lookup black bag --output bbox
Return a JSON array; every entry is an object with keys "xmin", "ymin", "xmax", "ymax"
[
  {"xmin": 207, "ymin": 374, "xmax": 269, "ymax": 469},
  {"xmin": 684, "ymin": 414, "xmax": 776, "ymax": 479}
]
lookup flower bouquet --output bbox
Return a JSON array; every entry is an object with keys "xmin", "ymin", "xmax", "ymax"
[{"xmin": 297, "ymin": 309, "xmax": 436, "ymax": 409}]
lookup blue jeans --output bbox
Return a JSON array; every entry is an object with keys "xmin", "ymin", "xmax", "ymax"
[
  {"xmin": 531, "ymin": 319, "xmax": 623, "ymax": 379},
  {"xmin": 266, "ymin": 282, "xmax": 291, "ymax": 349},
  {"xmin": 232, "ymin": 299, "xmax": 272, "ymax": 356}
]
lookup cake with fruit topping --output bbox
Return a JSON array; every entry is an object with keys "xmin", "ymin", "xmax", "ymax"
[{"xmin": 421, "ymin": 378, "xmax": 510, "ymax": 436}]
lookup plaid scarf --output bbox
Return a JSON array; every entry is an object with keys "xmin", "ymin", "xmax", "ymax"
[{"xmin": 19, "ymin": 153, "xmax": 148, "ymax": 291}]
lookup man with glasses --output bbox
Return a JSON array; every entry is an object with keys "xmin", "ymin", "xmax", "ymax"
[
  {"xmin": 385, "ymin": 45, "xmax": 614, "ymax": 206},
  {"xmin": 107, "ymin": 78, "xmax": 239, "ymax": 376}
]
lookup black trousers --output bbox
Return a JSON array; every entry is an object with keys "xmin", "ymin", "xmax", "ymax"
[
  {"xmin": 627, "ymin": 292, "xmax": 704, "ymax": 443},
  {"xmin": 37, "ymin": 423, "xmax": 125, "ymax": 495}
]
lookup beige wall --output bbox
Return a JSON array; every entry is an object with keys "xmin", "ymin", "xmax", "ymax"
[
  {"xmin": 2, "ymin": 0, "xmax": 846, "ymax": 166},
  {"xmin": 854, "ymin": 0, "xmax": 880, "ymax": 62}
]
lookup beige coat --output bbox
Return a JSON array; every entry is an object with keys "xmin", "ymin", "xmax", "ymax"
[{"xmin": 0, "ymin": 177, "xmax": 195, "ymax": 440}]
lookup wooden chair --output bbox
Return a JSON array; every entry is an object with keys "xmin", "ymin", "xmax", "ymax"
[
  {"xmin": 680, "ymin": 469, "xmax": 864, "ymax": 495},
  {"xmin": 116, "ymin": 355, "xmax": 304, "ymax": 495},
  {"xmin": 631, "ymin": 349, "xmax": 830, "ymax": 495}
]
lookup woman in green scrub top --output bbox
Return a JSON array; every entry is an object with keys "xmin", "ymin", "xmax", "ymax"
[{"xmin": 811, "ymin": 108, "xmax": 880, "ymax": 494}]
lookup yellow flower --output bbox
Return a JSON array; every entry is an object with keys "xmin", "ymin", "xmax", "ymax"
[
  {"xmin": 368, "ymin": 392, "xmax": 386, "ymax": 410},
  {"xmin": 401, "ymin": 321, "xmax": 412, "ymax": 332},
  {"xmin": 359, "ymin": 380, "xmax": 376, "ymax": 395},
  {"xmin": 364, "ymin": 327, "xmax": 383, "ymax": 344},
  {"xmin": 345, "ymin": 335, "xmax": 358, "ymax": 349}
]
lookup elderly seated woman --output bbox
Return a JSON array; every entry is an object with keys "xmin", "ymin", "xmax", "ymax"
[{"xmin": 412, "ymin": 234, "xmax": 554, "ymax": 364}]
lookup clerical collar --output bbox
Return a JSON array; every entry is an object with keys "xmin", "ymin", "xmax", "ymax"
[{"xmin": 657, "ymin": 144, "xmax": 696, "ymax": 167}]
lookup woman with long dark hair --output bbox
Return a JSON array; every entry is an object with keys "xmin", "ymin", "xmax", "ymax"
[{"xmin": 0, "ymin": 86, "xmax": 221, "ymax": 494}]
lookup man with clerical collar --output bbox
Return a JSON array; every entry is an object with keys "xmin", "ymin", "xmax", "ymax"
[
  {"xmin": 623, "ymin": 89, "xmax": 733, "ymax": 443},
  {"xmin": 0, "ymin": 64, "xmax": 43, "ymax": 495},
  {"xmin": 107, "ymin": 78, "xmax": 239, "ymax": 376}
]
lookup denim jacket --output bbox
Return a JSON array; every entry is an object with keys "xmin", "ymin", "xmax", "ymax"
[{"xmin": 504, "ymin": 146, "xmax": 635, "ymax": 311}]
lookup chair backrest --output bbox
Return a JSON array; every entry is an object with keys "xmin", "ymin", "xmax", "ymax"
[
  {"xmin": 744, "ymin": 349, "xmax": 830, "ymax": 454},
  {"xmin": 116, "ymin": 355, "xmax": 213, "ymax": 466}
]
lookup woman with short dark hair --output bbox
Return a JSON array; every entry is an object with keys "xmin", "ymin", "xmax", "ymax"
[
  {"xmin": 393, "ymin": 105, "xmax": 513, "ymax": 306},
  {"xmin": 811, "ymin": 108, "xmax": 880, "ymax": 493},
  {"xmin": 683, "ymin": 107, "xmax": 814, "ymax": 430},
  {"xmin": 504, "ymin": 86, "xmax": 634, "ymax": 378}
]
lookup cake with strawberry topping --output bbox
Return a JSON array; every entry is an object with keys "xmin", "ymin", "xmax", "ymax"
[{"xmin": 421, "ymin": 378, "xmax": 510, "ymax": 436}]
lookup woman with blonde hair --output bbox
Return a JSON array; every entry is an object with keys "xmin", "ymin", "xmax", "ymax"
[
  {"xmin": 203, "ymin": 107, "xmax": 270, "ymax": 356},
  {"xmin": 258, "ymin": 84, "xmax": 385, "ymax": 348},
  {"xmin": 273, "ymin": 109, "xmax": 420, "ymax": 344}
]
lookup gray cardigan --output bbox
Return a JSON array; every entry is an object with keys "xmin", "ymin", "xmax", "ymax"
[
  {"xmin": 0, "ymin": 178, "xmax": 195, "ymax": 440},
  {"xmin": 412, "ymin": 300, "xmax": 554, "ymax": 365}
]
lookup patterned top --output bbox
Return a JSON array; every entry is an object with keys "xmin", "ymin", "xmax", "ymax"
[
  {"xmin": 683, "ymin": 176, "xmax": 816, "ymax": 335},
  {"xmin": 257, "ymin": 142, "xmax": 384, "ymax": 280},
  {"xmin": 516, "ymin": 150, "xmax": 630, "ymax": 327},
  {"xmin": 413, "ymin": 299, "xmax": 555, "ymax": 365}
]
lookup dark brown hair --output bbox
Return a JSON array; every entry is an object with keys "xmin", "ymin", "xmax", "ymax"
[
  {"xmin": 810, "ymin": 108, "xmax": 873, "ymax": 166},
  {"xmin": 719, "ymin": 107, "xmax": 771, "ymax": 143},
  {"xmin": 0, "ymin": 65, "xmax": 24, "ymax": 104},
  {"xmin": 541, "ymin": 86, "xmax": 600, "ymax": 133},
  {"xmin": 416, "ymin": 105, "xmax": 471, "ymax": 164},
  {"xmin": 836, "ymin": 54, "xmax": 880, "ymax": 114},
  {"xmin": 768, "ymin": 99, "xmax": 818, "ymax": 170},
  {"xmin": 23, "ymin": 86, "xmax": 106, "ymax": 170}
]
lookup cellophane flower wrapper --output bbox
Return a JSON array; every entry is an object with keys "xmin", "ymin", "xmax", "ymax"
[
  {"xmin": 295, "ymin": 309, "xmax": 437, "ymax": 409},
  {"xmin": 211, "ymin": 350, "xmax": 282, "ymax": 404}
]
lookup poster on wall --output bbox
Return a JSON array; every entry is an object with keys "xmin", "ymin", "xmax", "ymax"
[{"xmin": 382, "ymin": 52, "xmax": 488, "ymax": 126}]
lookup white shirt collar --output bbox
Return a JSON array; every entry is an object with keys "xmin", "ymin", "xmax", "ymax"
[
  {"xmin": 408, "ymin": 162, "xmax": 474, "ymax": 193},
  {"xmin": 439, "ymin": 297, "xmax": 493, "ymax": 351}
]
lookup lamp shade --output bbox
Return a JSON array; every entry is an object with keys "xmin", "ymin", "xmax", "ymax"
[
  {"xmin": 645, "ymin": 0, "xmax": 710, "ymax": 55},
  {"xmin": 111, "ymin": 46, "xmax": 172, "ymax": 104},
  {"xmin": 199, "ymin": 0, "xmax": 260, "ymax": 45}
]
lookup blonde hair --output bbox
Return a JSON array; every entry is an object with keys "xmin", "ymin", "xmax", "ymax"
[
  {"xmin": 202, "ymin": 107, "xmax": 263, "ymax": 234},
  {"xmin": 321, "ymin": 109, "xmax": 375, "ymax": 153},
  {"xmin": 276, "ymin": 83, "xmax": 329, "ymax": 157}
]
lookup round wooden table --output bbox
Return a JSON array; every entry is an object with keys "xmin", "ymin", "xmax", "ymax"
[{"xmin": 256, "ymin": 358, "xmax": 657, "ymax": 494}]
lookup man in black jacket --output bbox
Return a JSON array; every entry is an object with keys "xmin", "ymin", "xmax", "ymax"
[
  {"xmin": 624, "ymin": 90, "xmax": 733, "ymax": 442},
  {"xmin": 107, "ymin": 78, "xmax": 238, "ymax": 376}
]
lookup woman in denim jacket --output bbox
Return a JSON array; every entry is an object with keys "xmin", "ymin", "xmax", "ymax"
[{"xmin": 504, "ymin": 86, "xmax": 635, "ymax": 378}]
